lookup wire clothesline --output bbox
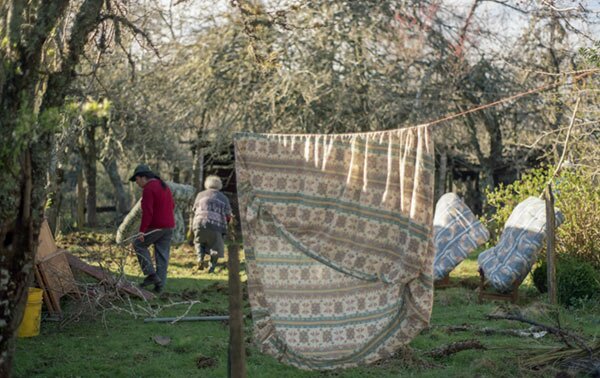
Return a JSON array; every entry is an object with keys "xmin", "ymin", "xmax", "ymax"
[
  {"xmin": 258, "ymin": 68, "xmax": 599, "ymax": 138},
  {"xmin": 426, "ymin": 68, "xmax": 598, "ymax": 129}
]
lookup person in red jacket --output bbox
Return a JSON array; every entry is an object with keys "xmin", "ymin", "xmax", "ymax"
[{"xmin": 129, "ymin": 164, "xmax": 175, "ymax": 293}]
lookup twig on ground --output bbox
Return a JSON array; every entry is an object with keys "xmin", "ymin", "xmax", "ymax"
[
  {"xmin": 486, "ymin": 313, "xmax": 592, "ymax": 355},
  {"xmin": 425, "ymin": 340, "xmax": 486, "ymax": 358},
  {"xmin": 443, "ymin": 324, "xmax": 547, "ymax": 338}
]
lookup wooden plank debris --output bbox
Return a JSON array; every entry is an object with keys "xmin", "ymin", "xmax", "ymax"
[
  {"xmin": 65, "ymin": 252, "xmax": 156, "ymax": 301},
  {"xmin": 35, "ymin": 219, "xmax": 79, "ymax": 316}
]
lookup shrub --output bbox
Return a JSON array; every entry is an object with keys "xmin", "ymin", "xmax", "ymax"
[
  {"xmin": 485, "ymin": 166, "xmax": 600, "ymax": 269},
  {"xmin": 532, "ymin": 259, "xmax": 548, "ymax": 294},
  {"xmin": 532, "ymin": 258, "xmax": 600, "ymax": 307}
]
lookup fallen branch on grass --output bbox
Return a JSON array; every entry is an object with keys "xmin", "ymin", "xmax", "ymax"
[
  {"xmin": 144, "ymin": 315, "xmax": 230, "ymax": 323},
  {"xmin": 425, "ymin": 340, "xmax": 486, "ymax": 358},
  {"xmin": 487, "ymin": 311, "xmax": 600, "ymax": 375},
  {"xmin": 486, "ymin": 313, "xmax": 592, "ymax": 354},
  {"xmin": 522, "ymin": 341, "xmax": 600, "ymax": 374},
  {"xmin": 376, "ymin": 346, "xmax": 441, "ymax": 369},
  {"xmin": 444, "ymin": 325, "xmax": 547, "ymax": 339}
]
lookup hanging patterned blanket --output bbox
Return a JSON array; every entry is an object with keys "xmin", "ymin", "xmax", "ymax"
[{"xmin": 234, "ymin": 126, "xmax": 435, "ymax": 370}]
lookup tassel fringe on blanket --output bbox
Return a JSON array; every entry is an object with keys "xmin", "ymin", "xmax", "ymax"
[{"xmin": 234, "ymin": 126, "xmax": 435, "ymax": 370}]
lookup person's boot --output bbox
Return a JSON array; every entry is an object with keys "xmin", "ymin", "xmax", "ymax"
[
  {"xmin": 208, "ymin": 251, "xmax": 219, "ymax": 273},
  {"xmin": 197, "ymin": 246, "xmax": 207, "ymax": 271},
  {"xmin": 140, "ymin": 273, "xmax": 161, "ymax": 288}
]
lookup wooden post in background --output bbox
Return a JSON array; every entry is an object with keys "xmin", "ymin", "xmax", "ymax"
[
  {"xmin": 545, "ymin": 184, "xmax": 557, "ymax": 305},
  {"xmin": 228, "ymin": 240, "xmax": 246, "ymax": 378}
]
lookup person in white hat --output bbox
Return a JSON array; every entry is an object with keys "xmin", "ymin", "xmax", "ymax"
[{"xmin": 192, "ymin": 175, "xmax": 232, "ymax": 273}]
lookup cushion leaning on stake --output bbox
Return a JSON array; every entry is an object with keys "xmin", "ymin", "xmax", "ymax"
[
  {"xmin": 478, "ymin": 196, "xmax": 565, "ymax": 293},
  {"xmin": 433, "ymin": 193, "xmax": 490, "ymax": 281}
]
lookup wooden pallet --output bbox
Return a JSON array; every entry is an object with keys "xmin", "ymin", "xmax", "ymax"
[{"xmin": 35, "ymin": 220, "xmax": 79, "ymax": 316}]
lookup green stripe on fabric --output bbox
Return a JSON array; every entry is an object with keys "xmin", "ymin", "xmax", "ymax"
[
  {"xmin": 265, "ymin": 282, "xmax": 377, "ymax": 295},
  {"xmin": 255, "ymin": 190, "xmax": 429, "ymax": 240},
  {"xmin": 286, "ymin": 226, "xmax": 420, "ymax": 263},
  {"xmin": 245, "ymin": 247, "xmax": 256, "ymax": 260},
  {"xmin": 255, "ymin": 258, "xmax": 321, "ymax": 266},
  {"xmin": 271, "ymin": 301, "xmax": 401, "ymax": 328}
]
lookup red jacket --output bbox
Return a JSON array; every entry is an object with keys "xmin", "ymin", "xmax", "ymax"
[{"xmin": 140, "ymin": 179, "xmax": 175, "ymax": 233}]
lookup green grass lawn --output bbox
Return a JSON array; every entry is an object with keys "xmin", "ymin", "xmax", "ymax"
[{"xmin": 13, "ymin": 233, "xmax": 600, "ymax": 377}]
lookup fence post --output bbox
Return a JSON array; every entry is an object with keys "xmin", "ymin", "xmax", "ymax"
[
  {"xmin": 544, "ymin": 184, "xmax": 557, "ymax": 305},
  {"xmin": 228, "ymin": 241, "xmax": 246, "ymax": 378}
]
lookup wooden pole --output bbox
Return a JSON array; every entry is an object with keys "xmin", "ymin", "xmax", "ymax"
[
  {"xmin": 228, "ymin": 242, "xmax": 246, "ymax": 378},
  {"xmin": 76, "ymin": 168, "xmax": 85, "ymax": 228},
  {"xmin": 545, "ymin": 184, "xmax": 557, "ymax": 305}
]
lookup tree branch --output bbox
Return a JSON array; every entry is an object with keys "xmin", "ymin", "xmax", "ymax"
[
  {"xmin": 27, "ymin": 1, "xmax": 70, "ymax": 61},
  {"xmin": 99, "ymin": 14, "xmax": 160, "ymax": 57},
  {"xmin": 41, "ymin": 0, "xmax": 104, "ymax": 111},
  {"xmin": 425, "ymin": 340, "xmax": 486, "ymax": 358},
  {"xmin": 487, "ymin": 313, "xmax": 592, "ymax": 355}
]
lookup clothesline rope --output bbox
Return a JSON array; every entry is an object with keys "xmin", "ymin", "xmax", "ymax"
[
  {"xmin": 427, "ymin": 68, "xmax": 598, "ymax": 129},
  {"xmin": 250, "ymin": 68, "xmax": 598, "ymax": 138}
]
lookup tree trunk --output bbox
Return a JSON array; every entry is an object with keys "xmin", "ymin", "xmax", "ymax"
[
  {"xmin": 0, "ymin": 140, "xmax": 50, "ymax": 375},
  {"xmin": 81, "ymin": 124, "xmax": 97, "ymax": 227},
  {"xmin": 76, "ymin": 166, "xmax": 86, "ymax": 228},
  {"xmin": 436, "ymin": 149, "xmax": 448, "ymax": 202},
  {"xmin": 478, "ymin": 161, "xmax": 494, "ymax": 212},
  {"xmin": 172, "ymin": 166, "xmax": 181, "ymax": 183},
  {"xmin": 192, "ymin": 146, "xmax": 205, "ymax": 193},
  {"xmin": 188, "ymin": 145, "xmax": 204, "ymax": 243},
  {"xmin": 483, "ymin": 112, "xmax": 503, "ymax": 186},
  {"xmin": 101, "ymin": 158, "xmax": 130, "ymax": 218},
  {"xmin": 46, "ymin": 164, "xmax": 65, "ymax": 235},
  {"xmin": 0, "ymin": 1, "xmax": 107, "ymax": 375}
]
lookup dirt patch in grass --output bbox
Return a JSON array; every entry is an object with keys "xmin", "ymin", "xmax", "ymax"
[
  {"xmin": 202, "ymin": 282, "xmax": 228, "ymax": 295},
  {"xmin": 196, "ymin": 355, "xmax": 217, "ymax": 369}
]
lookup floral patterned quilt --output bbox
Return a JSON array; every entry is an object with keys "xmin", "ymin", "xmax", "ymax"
[{"xmin": 234, "ymin": 126, "xmax": 435, "ymax": 370}]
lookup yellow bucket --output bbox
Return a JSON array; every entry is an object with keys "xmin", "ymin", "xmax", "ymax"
[{"xmin": 17, "ymin": 287, "xmax": 43, "ymax": 338}]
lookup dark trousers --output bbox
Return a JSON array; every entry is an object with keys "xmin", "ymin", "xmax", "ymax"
[
  {"xmin": 133, "ymin": 228, "xmax": 173, "ymax": 288},
  {"xmin": 194, "ymin": 227, "xmax": 224, "ymax": 271}
]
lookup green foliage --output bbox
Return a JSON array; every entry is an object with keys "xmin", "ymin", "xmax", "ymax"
[
  {"xmin": 82, "ymin": 98, "xmax": 111, "ymax": 119},
  {"xmin": 485, "ymin": 166, "xmax": 600, "ymax": 269},
  {"xmin": 531, "ymin": 259, "xmax": 547, "ymax": 294},
  {"xmin": 484, "ymin": 166, "xmax": 550, "ymax": 241},
  {"xmin": 3, "ymin": 102, "xmax": 63, "ymax": 168},
  {"xmin": 532, "ymin": 258, "xmax": 600, "ymax": 307},
  {"xmin": 579, "ymin": 41, "xmax": 600, "ymax": 67}
]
